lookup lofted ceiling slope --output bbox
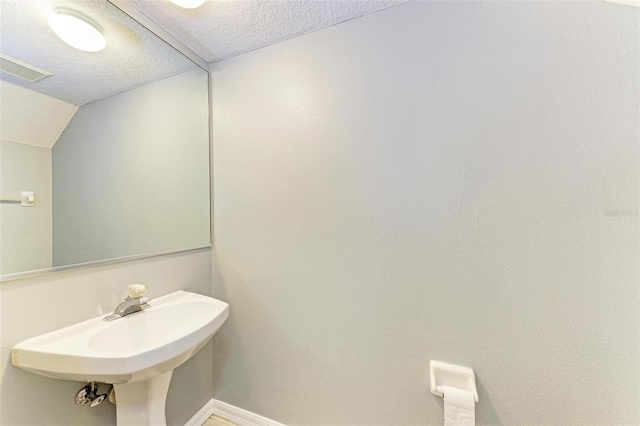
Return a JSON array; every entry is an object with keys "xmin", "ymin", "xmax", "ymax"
[{"xmin": 0, "ymin": 80, "xmax": 78, "ymax": 149}]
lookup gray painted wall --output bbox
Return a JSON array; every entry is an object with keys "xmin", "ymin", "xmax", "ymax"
[
  {"xmin": 0, "ymin": 141, "xmax": 52, "ymax": 274},
  {"xmin": 0, "ymin": 248, "xmax": 214, "ymax": 426},
  {"xmin": 53, "ymin": 68, "xmax": 210, "ymax": 267},
  {"xmin": 211, "ymin": 2, "xmax": 639, "ymax": 425}
]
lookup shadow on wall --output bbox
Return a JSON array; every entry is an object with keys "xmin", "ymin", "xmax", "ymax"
[
  {"xmin": 211, "ymin": 254, "xmax": 342, "ymax": 424},
  {"xmin": 475, "ymin": 377, "xmax": 501, "ymax": 425}
]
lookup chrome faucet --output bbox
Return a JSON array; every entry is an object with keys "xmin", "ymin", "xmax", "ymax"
[{"xmin": 103, "ymin": 284, "xmax": 151, "ymax": 321}]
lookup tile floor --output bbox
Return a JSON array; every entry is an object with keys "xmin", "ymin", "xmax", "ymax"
[{"xmin": 202, "ymin": 415, "xmax": 238, "ymax": 426}]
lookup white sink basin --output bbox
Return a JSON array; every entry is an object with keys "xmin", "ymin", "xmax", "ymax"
[{"xmin": 12, "ymin": 290, "xmax": 229, "ymax": 425}]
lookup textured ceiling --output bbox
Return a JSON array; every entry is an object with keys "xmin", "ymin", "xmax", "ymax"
[
  {"xmin": 0, "ymin": 0, "xmax": 409, "ymax": 107},
  {"xmin": 127, "ymin": 0, "xmax": 409, "ymax": 63},
  {"xmin": 0, "ymin": 0, "xmax": 197, "ymax": 105}
]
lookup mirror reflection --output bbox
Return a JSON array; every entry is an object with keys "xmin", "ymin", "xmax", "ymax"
[{"xmin": 0, "ymin": 0, "xmax": 211, "ymax": 277}]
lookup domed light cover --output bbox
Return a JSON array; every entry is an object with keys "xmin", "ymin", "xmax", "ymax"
[
  {"xmin": 169, "ymin": 0, "xmax": 206, "ymax": 9},
  {"xmin": 48, "ymin": 10, "xmax": 107, "ymax": 53}
]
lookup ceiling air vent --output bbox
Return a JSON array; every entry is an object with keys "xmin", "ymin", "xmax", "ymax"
[{"xmin": 0, "ymin": 54, "xmax": 53, "ymax": 82}]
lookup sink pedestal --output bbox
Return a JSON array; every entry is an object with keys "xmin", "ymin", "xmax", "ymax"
[
  {"xmin": 113, "ymin": 371, "xmax": 173, "ymax": 426},
  {"xmin": 11, "ymin": 291, "xmax": 229, "ymax": 426}
]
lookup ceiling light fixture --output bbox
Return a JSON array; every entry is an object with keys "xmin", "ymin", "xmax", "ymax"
[
  {"xmin": 169, "ymin": 0, "xmax": 206, "ymax": 9},
  {"xmin": 48, "ymin": 10, "xmax": 107, "ymax": 53}
]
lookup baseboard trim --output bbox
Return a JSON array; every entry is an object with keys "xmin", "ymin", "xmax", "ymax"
[
  {"xmin": 210, "ymin": 399, "xmax": 286, "ymax": 426},
  {"xmin": 184, "ymin": 399, "xmax": 217, "ymax": 426}
]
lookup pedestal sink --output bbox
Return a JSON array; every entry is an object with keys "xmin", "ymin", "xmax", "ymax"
[{"xmin": 12, "ymin": 291, "xmax": 229, "ymax": 426}]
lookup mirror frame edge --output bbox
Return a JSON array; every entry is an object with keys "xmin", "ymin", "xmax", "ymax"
[
  {"xmin": 0, "ymin": 244, "xmax": 212, "ymax": 283},
  {"xmin": 0, "ymin": 1, "xmax": 213, "ymax": 283}
]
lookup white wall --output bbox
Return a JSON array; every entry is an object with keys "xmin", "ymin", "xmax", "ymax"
[
  {"xmin": 0, "ymin": 141, "xmax": 52, "ymax": 275},
  {"xmin": 0, "ymin": 248, "xmax": 214, "ymax": 426},
  {"xmin": 211, "ymin": 2, "xmax": 639, "ymax": 425},
  {"xmin": 52, "ymin": 68, "xmax": 210, "ymax": 267}
]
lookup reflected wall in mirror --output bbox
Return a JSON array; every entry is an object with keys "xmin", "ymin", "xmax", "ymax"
[{"xmin": 0, "ymin": 0, "xmax": 211, "ymax": 278}]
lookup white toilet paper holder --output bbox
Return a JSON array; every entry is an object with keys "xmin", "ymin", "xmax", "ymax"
[{"xmin": 429, "ymin": 360, "xmax": 479, "ymax": 403}]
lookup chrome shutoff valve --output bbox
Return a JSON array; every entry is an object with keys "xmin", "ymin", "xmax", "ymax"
[
  {"xmin": 75, "ymin": 382, "xmax": 108, "ymax": 407},
  {"xmin": 75, "ymin": 382, "xmax": 97, "ymax": 405}
]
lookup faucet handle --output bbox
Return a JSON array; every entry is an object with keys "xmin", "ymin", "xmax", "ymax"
[{"xmin": 128, "ymin": 283, "xmax": 147, "ymax": 299}]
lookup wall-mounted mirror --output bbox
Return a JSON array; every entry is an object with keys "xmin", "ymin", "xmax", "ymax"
[{"xmin": 0, "ymin": 0, "xmax": 211, "ymax": 280}]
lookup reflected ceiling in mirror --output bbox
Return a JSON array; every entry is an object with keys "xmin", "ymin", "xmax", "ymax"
[
  {"xmin": 0, "ymin": 0, "xmax": 211, "ymax": 280},
  {"xmin": 0, "ymin": 0, "xmax": 197, "ymax": 105}
]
